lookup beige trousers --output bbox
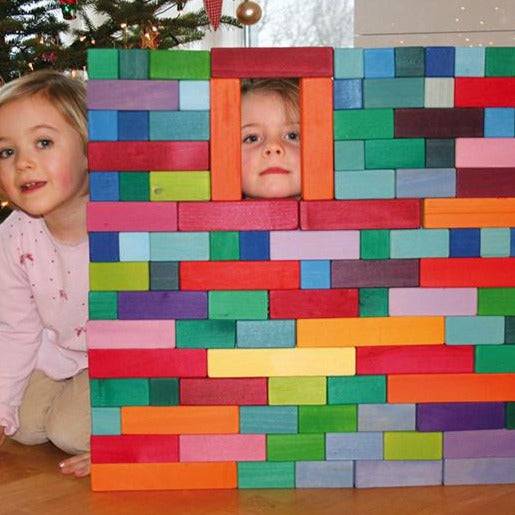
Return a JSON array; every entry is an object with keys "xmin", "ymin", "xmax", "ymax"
[{"xmin": 11, "ymin": 369, "xmax": 90, "ymax": 455}]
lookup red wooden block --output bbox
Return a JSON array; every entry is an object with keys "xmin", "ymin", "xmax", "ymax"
[
  {"xmin": 88, "ymin": 349, "xmax": 207, "ymax": 378},
  {"xmin": 455, "ymin": 78, "xmax": 515, "ymax": 107},
  {"xmin": 456, "ymin": 168, "xmax": 515, "ymax": 198},
  {"xmin": 300, "ymin": 200, "xmax": 421, "ymax": 230},
  {"xmin": 180, "ymin": 378, "xmax": 268, "ymax": 405},
  {"xmin": 211, "ymin": 47, "xmax": 333, "ymax": 78},
  {"xmin": 270, "ymin": 289, "xmax": 358, "ymax": 319},
  {"xmin": 420, "ymin": 258, "xmax": 515, "ymax": 287},
  {"xmin": 91, "ymin": 435, "xmax": 179, "ymax": 464},
  {"xmin": 356, "ymin": 345, "xmax": 474, "ymax": 375},
  {"xmin": 178, "ymin": 200, "xmax": 298, "ymax": 231},
  {"xmin": 88, "ymin": 141, "xmax": 209, "ymax": 171},
  {"xmin": 180, "ymin": 261, "xmax": 300, "ymax": 290}
]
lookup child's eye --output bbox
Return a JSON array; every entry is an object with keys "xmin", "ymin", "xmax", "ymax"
[
  {"xmin": 0, "ymin": 148, "xmax": 14, "ymax": 160},
  {"xmin": 285, "ymin": 131, "xmax": 300, "ymax": 142},
  {"xmin": 242, "ymin": 134, "xmax": 259, "ymax": 144},
  {"xmin": 36, "ymin": 139, "xmax": 53, "ymax": 149}
]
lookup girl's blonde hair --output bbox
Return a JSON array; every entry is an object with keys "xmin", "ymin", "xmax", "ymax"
[{"xmin": 0, "ymin": 70, "xmax": 87, "ymax": 149}]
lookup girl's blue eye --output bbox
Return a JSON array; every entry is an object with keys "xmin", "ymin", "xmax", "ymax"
[{"xmin": 0, "ymin": 148, "xmax": 14, "ymax": 159}]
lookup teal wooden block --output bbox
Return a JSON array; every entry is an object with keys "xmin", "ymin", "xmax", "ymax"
[
  {"xmin": 149, "ymin": 111, "xmax": 209, "ymax": 141},
  {"xmin": 90, "ymin": 379, "xmax": 149, "ymax": 407},
  {"xmin": 176, "ymin": 320, "xmax": 236, "ymax": 348},
  {"xmin": 120, "ymin": 49, "xmax": 149, "ymax": 79},
  {"xmin": 365, "ymin": 139, "xmax": 425, "ymax": 169},
  {"xmin": 335, "ymin": 170, "xmax": 395, "ymax": 199},
  {"xmin": 426, "ymin": 139, "xmax": 455, "ymax": 168},
  {"xmin": 119, "ymin": 232, "xmax": 150, "ymax": 262},
  {"xmin": 328, "ymin": 375, "xmax": 386, "ymax": 404},
  {"xmin": 87, "ymin": 49, "xmax": 119, "ymax": 79},
  {"xmin": 334, "ymin": 109, "xmax": 394, "ymax": 140},
  {"xmin": 396, "ymin": 168, "xmax": 456, "ymax": 198},
  {"xmin": 91, "ymin": 407, "xmax": 121, "ymax": 435},
  {"xmin": 445, "ymin": 316, "xmax": 505, "ymax": 345},
  {"xmin": 390, "ymin": 229, "xmax": 449, "ymax": 258},
  {"xmin": 334, "ymin": 140, "xmax": 365, "ymax": 171},
  {"xmin": 358, "ymin": 404, "xmax": 416, "ymax": 431},
  {"xmin": 296, "ymin": 461, "xmax": 354, "ymax": 488},
  {"xmin": 363, "ymin": 78, "xmax": 424, "ymax": 108},
  {"xmin": 240, "ymin": 406, "xmax": 298, "ymax": 434},
  {"xmin": 480, "ymin": 228, "xmax": 511, "ymax": 257},
  {"xmin": 238, "ymin": 462, "xmax": 295, "ymax": 489},
  {"xmin": 209, "ymin": 291, "xmax": 268, "ymax": 320},
  {"xmin": 179, "ymin": 80, "xmax": 210, "ymax": 110},
  {"xmin": 236, "ymin": 320, "xmax": 295, "ymax": 348},
  {"xmin": 149, "ymin": 378, "xmax": 179, "ymax": 405},
  {"xmin": 395, "ymin": 47, "xmax": 425, "ymax": 77},
  {"xmin": 334, "ymin": 48, "xmax": 364, "ymax": 78},
  {"xmin": 455, "ymin": 47, "xmax": 485, "ymax": 77},
  {"xmin": 150, "ymin": 232, "xmax": 209, "ymax": 261}
]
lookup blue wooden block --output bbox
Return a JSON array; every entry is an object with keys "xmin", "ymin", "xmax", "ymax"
[
  {"xmin": 150, "ymin": 232, "xmax": 209, "ymax": 261},
  {"xmin": 449, "ymin": 228, "xmax": 480, "ymax": 257},
  {"xmin": 239, "ymin": 231, "xmax": 270, "ymax": 260},
  {"xmin": 326, "ymin": 432, "xmax": 383, "ymax": 460},
  {"xmin": 179, "ymin": 80, "xmax": 210, "ymax": 110},
  {"xmin": 334, "ymin": 79, "xmax": 362, "ymax": 109},
  {"xmin": 334, "ymin": 48, "xmax": 364, "ymax": 79},
  {"xmin": 88, "ymin": 110, "xmax": 118, "ymax": 141},
  {"xmin": 445, "ymin": 316, "xmax": 505, "ymax": 345},
  {"xmin": 455, "ymin": 47, "xmax": 485, "ymax": 77},
  {"xmin": 396, "ymin": 168, "xmax": 456, "ymax": 198},
  {"xmin": 356, "ymin": 460, "xmax": 443, "ymax": 488},
  {"xmin": 481, "ymin": 228, "xmax": 511, "ymax": 257},
  {"xmin": 444, "ymin": 457, "xmax": 515, "ymax": 485},
  {"xmin": 334, "ymin": 140, "xmax": 365, "ymax": 171},
  {"xmin": 119, "ymin": 232, "xmax": 150, "ymax": 261},
  {"xmin": 425, "ymin": 47, "xmax": 455, "ymax": 77},
  {"xmin": 296, "ymin": 461, "xmax": 354, "ymax": 488},
  {"xmin": 91, "ymin": 407, "xmax": 121, "ymax": 435},
  {"xmin": 236, "ymin": 320, "xmax": 295, "ymax": 348},
  {"xmin": 335, "ymin": 170, "xmax": 395, "ymax": 199},
  {"xmin": 390, "ymin": 229, "xmax": 449, "ymax": 258},
  {"xmin": 240, "ymin": 406, "xmax": 298, "ymax": 433},
  {"xmin": 511, "ymin": 229, "xmax": 515, "ymax": 256},
  {"xmin": 89, "ymin": 232, "xmax": 119, "ymax": 262},
  {"xmin": 364, "ymin": 48, "xmax": 395, "ymax": 78},
  {"xmin": 149, "ymin": 111, "xmax": 209, "ymax": 140},
  {"xmin": 89, "ymin": 172, "xmax": 119, "ymax": 201},
  {"xmin": 118, "ymin": 111, "xmax": 149, "ymax": 141},
  {"xmin": 358, "ymin": 404, "xmax": 416, "ymax": 431},
  {"xmin": 301, "ymin": 260, "xmax": 330, "ymax": 289},
  {"xmin": 484, "ymin": 108, "xmax": 515, "ymax": 138}
]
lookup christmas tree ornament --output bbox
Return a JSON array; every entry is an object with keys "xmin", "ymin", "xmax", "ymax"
[
  {"xmin": 204, "ymin": 0, "xmax": 223, "ymax": 30},
  {"xmin": 59, "ymin": 0, "xmax": 78, "ymax": 20},
  {"xmin": 236, "ymin": 0, "xmax": 262, "ymax": 25}
]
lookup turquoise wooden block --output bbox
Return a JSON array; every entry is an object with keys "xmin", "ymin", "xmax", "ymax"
[
  {"xmin": 238, "ymin": 462, "xmax": 295, "ymax": 489},
  {"xmin": 326, "ymin": 432, "xmax": 383, "ymax": 460},
  {"xmin": 150, "ymin": 232, "xmax": 209, "ymax": 261},
  {"xmin": 240, "ymin": 406, "xmax": 298, "ymax": 433},
  {"xmin": 119, "ymin": 49, "xmax": 149, "ymax": 79},
  {"xmin": 455, "ymin": 47, "xmax": 485, "ymax": 77},
  {"xmin": 149, "ymin": 111, "xmax": 209, "ymax": 140},
  {"xmin": 445, "ymin": 316, "xmax": 505, "ymax": 345},
  {"xmin": 334, "ymin": 140, "xmax": 365, "ymax": 171},
  {"xmin": 396, "ymin": 168, "xmax": 456, "ymax": 198},
  {"xmin": 179, "ymin": 80, "xmax": 210, "ymax": 110},
  {"xmin": 358, "ymin": 404, "xmax": 416, "ymax": 431},
  {"xmin": 296, "ymin": 461, "xmax": 354, "ymax": 488},
  {"xmin": 390, "ymin": 229, "xmax": 449, "ymax": 258},
  {"xmin": 87, "ymin": 49, "xmax": 119, "ymax": 79},
  {"xmin": 236, "ymin": 320, "xmax": 295, "ymax": 348},
  {"xmin": 364, "ymin": 48, "xmax": 395, "ymax": 78},
  {"xmin": 119, "ymin": 232, "xmax": 150, "ymax": 261},
  {"xmin": 91, "ymin": 407, "xmax": 121, "ymax": 435},
  {"xmin": 364, "ymin": 78, "xmax": 425, "ymax": 108},
  {"xmin": 334, "ymin": 48, "xmax": 364, "ymax": 79},
  {"xmin": 480, "ymin": 228, "xmax": 511, "ymax": 257},
  {"xmin": 335, "ymin": 170, "xmax": 395, "ymax": 199},
  {"xmin": 328, "ymin": 375, "xmax": 386, "ymax": 404}
]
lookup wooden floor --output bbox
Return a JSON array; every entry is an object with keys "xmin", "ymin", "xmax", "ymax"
[{"xmin": 1, "ymin": 439, "xmax": 515, "ymax": 515}]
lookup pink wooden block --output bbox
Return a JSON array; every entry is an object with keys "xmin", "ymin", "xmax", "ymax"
[
  {"xmin": 389, "ymin": 288, "xmax": 477, "ymax": 316},
  {"xmin": 456, "ymin": 139, "xmax": 515, "ymax": 168},
  {"xmin": 87, "ymin": 320, "xmax": 175, "ymax": 349},
  {"xmin": 270, "ymin": 231, "xmax": 359, "ymax": 260},
  {"xmin": 179, "ymin": 434, "xmax": 266, "ymax": 462}
]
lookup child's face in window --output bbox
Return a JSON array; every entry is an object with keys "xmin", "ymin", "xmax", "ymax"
[{"xmin": 241, "ymin": 90, "xmax": 301, "ymax": 199}]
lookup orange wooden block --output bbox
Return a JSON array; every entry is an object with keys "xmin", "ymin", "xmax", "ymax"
[
  {"xmin": 424, "ymin": 198, "xmax": 515, "ymax": 228},
  {"xmin": 301, "ymin": 78, "xmax": 334, "ymax": 200},
  {"xmin": 91, "ymin": 462, "xmax": 237, "ymax": 491},
  {"xmin": 211, "ymin": 78, "xmax": 241, "ymax": 200},
  {"xmin": 121, "ymin": 406, "xmax": 239, "ymax": 434},
  {"xmin": 388, "ymin": 373, "xmax": 515, "ymax": 403}
]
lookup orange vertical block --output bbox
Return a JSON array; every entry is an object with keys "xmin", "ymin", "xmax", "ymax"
[
  {"xmin": 301, "ymin": 78, "xmax": 334, "ymax": 200},
  {"xmin": 211, "ymin": 78, "xmax": 242, "ymax": 200}
]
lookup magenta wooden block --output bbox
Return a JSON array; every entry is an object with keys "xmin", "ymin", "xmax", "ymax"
[
  {"xmin": 444, "ymin": 429, "xmax": 515, "ymax": 458},
  {"xmin": 456, "ymin": 138, "xmax": 515, "ymax": 168},
  {"xmin": 179, "ymin": 434, "xmax": 266, "ymax": 462}
]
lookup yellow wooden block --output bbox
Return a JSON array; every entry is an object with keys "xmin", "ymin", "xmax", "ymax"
[
  {"xmin": 269, "ymin": 377, "xmax": 326, "ymax": 405},
  {"xmin": 297, "ymin": 316, "xmax": 444, "ymax": 347},
  {"xmin": 89, "ymin": 262, "xmax": 149, "ymax": 291},
  {"xmin": 150, "ymin": 171, "xmax": 210, "ymax": 201},
  {"xmin": 424, "ymin": 198, "xmax": 515, "ymax": 228},
  {"xmin": 208, "ymin": 348, "xmax": 355, "ymax": 377}
]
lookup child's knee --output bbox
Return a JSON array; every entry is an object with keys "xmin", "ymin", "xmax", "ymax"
[
  {"xmin": 46, "ymin": 414, "xmax": 90, "ymax": 455},
  {"xmin": 10, "ymin": 427, "xmax": 48, "ymax": 446}
]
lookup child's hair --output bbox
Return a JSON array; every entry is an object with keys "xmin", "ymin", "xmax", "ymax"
[{"xmin": 0, "ymin": 70, "xmax": 87, "ymax": 149}]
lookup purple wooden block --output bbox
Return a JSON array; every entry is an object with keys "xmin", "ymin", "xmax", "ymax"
[
  {"xmin": 444, "ymin": 457, "xmax": 515, "ymax": 485},
  {"xmin": 118, "ymin": 292, "xmax": 207, "ymax": 319},
  {"xmin": 444, "ymin": 429, "xmax": 515, "ymax": 458},
  {"xmin": 417, "ymin": 403, "xmax": 505, "ymax": 431},
  {"xmin": 88, "ymin": 80, "xmax": 179, "ymax": 110},
  {"xmin": 331, "ymin": 259, "xmax": 419, "ymax": 287}
]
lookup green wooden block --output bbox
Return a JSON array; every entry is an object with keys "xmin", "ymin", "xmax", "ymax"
[
  {"xmin": 240, "ymin": 406, "xmax": 298, "ymax": 434},
  {"xmin": 395, "ymin": 47, "xmax": 425, "ymax": 77},
  {"xmin": 299, "ymin": 405, "xmax": 357, "ymax": 433},
  {"xmin": 485, "ymin": 47, "xmax": 515, "ymax": 77},
  {"xmin": 209, "ymin": 291, "xmax": 268, "ymax": 320},
  {"xmin": 176, "ymin": 320, "xmax": 236, "ymax": 348},
  {"xmin": 119, "ymin": 172, "xmax": 149, "ymax": 201},
  {"xmin": 89, "ymin": 291, "xmax": 117, "ymax": 320},
  {"xmin": 361, "ymin": 230, "xmax": 390, "ymax": 259},
  {"xmin": 364, "ymin": 78, "xmax": 424, "ymax": 108},
  {"xmin": 360, "ymin": 288, "xmax": 389, "ymax": 317},
  {"xmin": 334, "ymin": 140, "xmax": 365, "ymax": 171},
  {"xmin": 268, "ymin": 376, "xmax": 326, "ymax": 405},
  {"xmin": 328, "ymin": 375, "xmax": 386, "ymax": 404},
  {"xmin": 87, "ymin": 49, "xmax": 119, "ymax": 79},
  {"xmin": 90, "ymin": 379, "xmax": 149, "ymax": 407},
  {"xmin": 150, "ymin": 171, "xmax": 210, "ymax": 201},
  {"xmin": 507, "ymin": 403, "xmax": 515, "ymax": 428},
  {"xmin": 149, "ymin": 111, "xmax": 209, "ymax": 141},
  {"xmin": 426, "ymin": 139, "xmax": 455, "ymax": 168},
  {"xmin": 506, "ymin": 317, "xmax": 515, "ymax": 344},
  {"xmin": 334, "ymin": 109, "xmax": 394, "ymax": 140},
  {"xmin": 480, "ymin": 228, "xmax": 511, "ymax": 257},
  {"xmin": 267, "ymin": 434, "xmax": 325, "ymax": 461},
  {"xmin": 475, "ymin": 345, "xmax": 515, "ymax": 373},
  {"xmin": 149, "ymin": 378, "xmax": 179, "ymax": 406},
  {"xmin": 391, "ymin": 229, "xmax": 449, "ymax": 258},
  {"xmin": 335, "ymin": 170, "xmax": 395, "ymax": 199},
  {"xmin": 210, "ymin": 232, "xmax": 239, "ymax": 260},
  {"xmin": 120, "ymin": 49, "xmax": 149, "ymax": 79},
  {"xmin": 365, "ymin": 139, "xmax": 425, "ymax": 169},
  {"xmin": 478, "ymin": 289, "xmax": 515, "ymax": 316},
  {"xmin": 89, "ymin": 262, "xmax": 149, "ymax": 291},
  {"xmin": 150, "ymin": 232, "xmax": 209, "ymax": 261},
  {"xmin": 334, "ymin": 48, "xmax": 364, "ymax": 79},
  {"xmin": 150, "ymin": 261, "xmax": 179, "ymax": 290},
  {"xmin": 150, "ymin": 50, "xmax": 210, "ymax": 79},
  {"xmin": 238, "ymin": 462, "xmax": 295, "ymax": 489},
  {"xmin": 384, "ymin": 431, "xmax": 442, "ymax": 460}
]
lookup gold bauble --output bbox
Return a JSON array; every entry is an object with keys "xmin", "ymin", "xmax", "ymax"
[{"xmin": 236, "ymin": 1, "xmax": 262, "ymax": 26}]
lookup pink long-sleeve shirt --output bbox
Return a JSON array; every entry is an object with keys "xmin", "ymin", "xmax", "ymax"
[{"xmin": 0, "ymin": 210, "xmax": 88, "ymax": 435}]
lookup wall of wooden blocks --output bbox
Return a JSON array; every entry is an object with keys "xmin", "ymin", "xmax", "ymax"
[{"xmin": 87, "ymin": 46, "xmax": 515, "ymax": 491}]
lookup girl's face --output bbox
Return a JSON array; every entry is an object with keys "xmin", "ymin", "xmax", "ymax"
[
  {"xmin": 0, "ymin": 94, "xmax": 88, "ymax": 221},
  {"xmin": 241, "ymin": 90, "xmax": 301, "ymax": 199}
]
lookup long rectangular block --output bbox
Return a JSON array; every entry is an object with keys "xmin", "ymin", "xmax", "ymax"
[
  {"xmin": 268, "ymin": 434, "xmax": 325, "ymax": 461},
  {"xmin": 455, "ymin": 78, "xmax": 515, "ymax": 107},
  {"xmin": 149, "ymin": 111, "xmax": 209, "ymax": 141},
  {"xmin": 180, "ymin": 378, "xmax": 267, "ymax": 405},
  {"xmin": 384, "ymin": 431, "xmax": 442, "ymax": 460},
  {"xmin": 268, "ymin": 376, "xmax": 326, "ymax": 405},
  {"xmin": 90, "ymin": 378, "xmax": 149, "ymax": 407},
  {"xmin": 456, "ymin": 138, "xmax": 515, "ymax": 168},
  {"xmin": 150, "ymin": 50, "xmax": 210, "ymax": 79},
  {"xmin": 176, "ymin": 320, "xmax": 235, "ymax": 349},
  {"xmin": 89, "ymin": 262, "xmax": 148, "ymax": 291},
  {"xmin": 150, "ymin": 171, "xmax": 210, "ymax": 201},
  {"xmin": 239, "ymin": 406, "xmax": 298, "ymax": 434},
  {"xmin": 295, "ymin": 461, "xmax": 354, "ymax": 488},
  {"xmin": 150, "ymin": 232, "xmax": 209, "ymax": 261},
  {"xmin": 363, "ymin": 78, "xmax": 425, "ymax": 108},
  {"xmin": 390, "ymin": 229, "xmax": 448, "ymax": 258},
  {"xmin": 299, "ymin": 405, "xmax": 357, "ymax": 433},
  {"xmin": 335, "ymin": 170, "xmax": 395, "ymax": 200},
  {"xmin": 238, "ymin": 462, "xmax": 294, "ymax": 489},
  {"xmin": 444, "ymin": 457, "xmax": 515, "ymax": 485},
  {"xmin": 328, "ymin": 375, "xmax": 386, "ymax": 404},
  {"xmin": 358, "ymin": 404, "xmax": 416, "ymax": 431},
  {"xmin": 389, "ymin": 288, "xmax": 476, "ymax": 316},
  {"xmin": 91, "ymin": 435, "xmax": 178, "ymax": 463},
  {"xmin": 445, "ymin": 316, "xmax": 505, "ymax": 345},
  {"xmin": 365, "ymin": 139, "xmax": 425, "ymax": 169},
  {"xmin": 326, "ymin": 433, "xmax": 383, "ymax": 460},
  {"xmin": 208, "ymin": 291, "xmax": 268, "ymax": 320},
  {"xmin": 444, "ymin": 430, "xmax": 515, "ymax": 458},
  {"xmin": 396, "ymin": 168, "xmax": 456, "ymax": 198},
  {"xmin": 334, "ymin": 109, "xmax": 393, "ymax": 140},
  {"xmin": 180, "ymin": 435, "xmax": 265, "ymax": 462}
]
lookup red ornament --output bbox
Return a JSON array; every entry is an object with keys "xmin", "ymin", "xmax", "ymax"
[
  {"xmin": 204, "ymin": 0, "xmax": 223, "ymax": 30},
  {"xmin": 59, "ymin": 0, "xmax": 78, "ymax": 20}
]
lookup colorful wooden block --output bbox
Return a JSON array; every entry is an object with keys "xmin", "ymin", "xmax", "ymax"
[
  {"xmin": 334, "ymin": 48, "xmax": 363, "ymax": 79},
  {"xmin": 150, "ymin": 232, "xmax": 209, "ymax": 261},
  {"xmin": 239, "ymin": 231, "xmax": 269, "ymax": 260},
  {"xmin": 444, "ymin": 430, "xmax": 515, "ymax": 458},
  {"xmin": 358, "ymin": 404, "xmax": 416, "ymax": 431},
  {"xmin": 89, "ymin": 172, "xmax": 119, "ymax": 201},
  {"xmin": 424, "ymin": 78, "xmax": 454, "ymax": 107},
  {"xmin": 359, "ymin": 288, "xmax": 389, "ymax": 317},
  {"xmin": 484, "ymin": 108, "xmax": 515, "ymax": 137},
  {"xmin": 119, "ymin": 232, "xmax": 150, "ymax": 262},
  {"xmin": 335, "ymin": 170, "xmax": 395, "ymax": 199},
  {"xmin": 478, "ymin": 288, "xmax": 515, "ymax": 316},
  {"xmin": 149, "ymin": 111, "xmax": 209, "ymax": 141},
  {"xmin": 90, "ymin": 378, "xmax": 149, "ymax": 407},
  {"xmin": 426, "ymin": 139, "xmax": 455, "ymax": 168},
  {"xmin": 149, "ymin": 50, "xmax": 210, "ymax": 79},
  {"xmin": 333, "ymin": 79, "xmax": 362, "ymax": 109},
  {"xmin": 481, "ymin": 228, "xmax": 511, "ymax": 257},
  {"xmin": 364, "ymin": 48, "xmax": 395, "ymax": 78},
  {"xmin": 395, "ymin": 47, "xmax": 424, "ymax": 77},
  {"xmin": 89, "ymin": 291, "xmax": 117, "ymax": 320},
  {"xmin": 485, "ymin": 47, "xmax": 515, "ymax": 77},
  {"xmin": 179, "ymin": 80, "xmax": 210, "ymax": 110},
  {"xmin": 326, "ymin": 432, "xmax": 383, "ymax": 460},
  {"xmin": 295, "ymin": 461, "xmax": 354, "ymax": 488},
  {"xmin": 149, "ymin": 378, "xmax": 179, "ymax": 406},
  {"xmin": 210, "ymin": 231, "xmax": 239, "ymax": 261},
  {"xmin": 180, "ymin": 378, "xmax": 266, "ymax": 405},
  {"xmin": 268, "ymin": 376, "xmax": 326, "ymax": 405},
  {"xmin": 455, "ymin": 47, "xmax": 484, "ymax": 77},
  {"xmin": 91, "ymin": 407, "xmax": 121, "ymax": 435},
  {"xmin": 88, "ymin": 110, "xmax": 118, "ymax": 141},
  {"xmin": 239, "ymin": 406, "xmax": 298, "ymax": 434},
  {"xmin": 267, "ymin": 434, "xmax": 325, "ymax": 461},
  {"xmin": 150, "ymin": 171, "xmax": 210, "ymax": 201},
  {"xmin": 455, "ymin": 78, "xmax": 515, "ymax": 107},
  {"xmin": 334, "ymin": 109, "xmax": 393, "ymax": 140},
  {"xmin": 334, "ymin": 140, "xmax": 365, "ymax": 170},
  {"xmin": 328, "ymin": 375, "xmax": 386, "ymax": 404},
  {"xmin": 180, "ymin": 434, "xmax": 266, "ymax": 462},
  {"xmin": 175, "ymin": 320, "xmax": 235, "ymax": 349},
  {"xmin": 389, "ymin": 288, "xmax": 476, "ymax": 316},
  {"xmin": 363, "ymin": 78, "xmax": 424, "ymax": 108},
  {"xmin": 384, "ymin": 431, "xmax": 443, "ymax": 460},
  {"xmin": 360, "ymin": 230, "xmax": 390, "ymax": 259},
  {"xmin": 238, "ymin": 462, "xmax": 294, "ymax": 489},
  {"xmin": 89, "ymin": 262, "xmax": 149, "ymax": 291},
  {"xmin": 444, "ymin": 457, "xmax": 515, "ymax": 485},
  {"xmin": 119, "ymin": 172, "xmax": 149, "ymax": 201},
  {"xmin": 117, "ymin": 111, "xmax": 149, "ymax": 141},
  {"xmin": 301, "ymin": 260, "xmax": 330, "ymax": 289},
  {"xmin": 208, "ymin": 290, "xmax": 268, "ymax": 320},
  {"xmin": 149, "ymin": 261, "xmax": 179, "ymax": 291},
  {"xmin": 119, "ymin": 49, "xmax": 148, "ymax": 79},
  {"xmin": 396, "ymin": 168, "xmax": 456, "ymax": 198},
  {"xmin": 425, "ymin": 47, "xmax": 454, "ymax": 77},
  {"xmin": 449, "ymin": 228, "xmax": 480, "ymax": 257},
  {"xmin": 456, "ymin": 168, "xmax": 515, "ymax": 198},
  {"xmin": 365, "ymin": 139, "xmax": 425, "ymax": 169},
  {"xmin": 236, "ymin": 320, "xmax": 295, "ymax": 348},
  {"xmin": 391, "ymin": 228, "xmax": 448, "ymax": 259},
  {"xmin": 89, "ymin": 232, "xmax": 119, "ymax": 262},
  {"xmin": 299, "ymin": 405, "xmax": 357, "ymax": 433},
  {"xmin": 87, "ymin": 49, "xmax": 118, "ymax": 79}
]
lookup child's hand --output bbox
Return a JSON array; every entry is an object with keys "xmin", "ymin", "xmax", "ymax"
[
  {"xmin": 59, "ymin": 452, "xmax": 90, "ymax": 477},
  {"xmin": 0, "ymin": 426, "xmax": 5, "ymax": 447}
]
